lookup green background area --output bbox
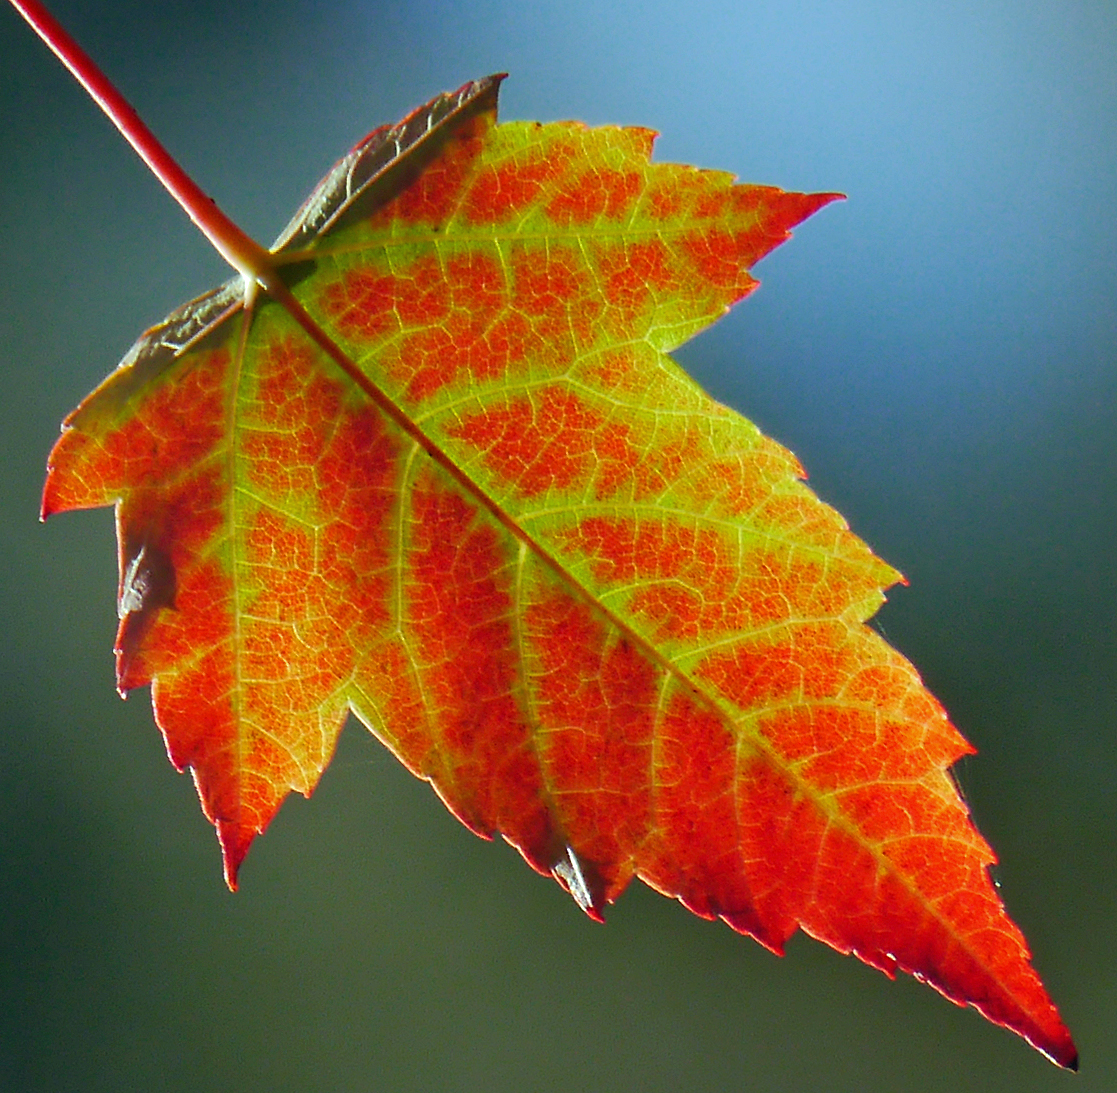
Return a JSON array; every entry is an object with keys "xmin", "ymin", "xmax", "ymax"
[{"xmin": 1, "ymin": 0, "xmax": 1113, "ymax": 1089}]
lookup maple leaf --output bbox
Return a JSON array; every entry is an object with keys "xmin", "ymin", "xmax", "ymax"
[{"xmin": 24, "ymin": 35, "xmax": 1076, "ymax": 1071}]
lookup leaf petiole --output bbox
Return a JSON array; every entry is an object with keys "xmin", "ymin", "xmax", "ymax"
[{"xmin": 9, "ymin": 0, "xmax": 275, "ymax": 289}]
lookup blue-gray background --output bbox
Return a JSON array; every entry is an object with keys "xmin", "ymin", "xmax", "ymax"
[{"xmin": 1, "ymin": 1, "xmax": 1113, "ymax": 1089}]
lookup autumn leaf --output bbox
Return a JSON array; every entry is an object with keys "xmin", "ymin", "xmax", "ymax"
[{"xmin": 34, "ymin": 66, "xmax": 1076, "ymax": 1068}]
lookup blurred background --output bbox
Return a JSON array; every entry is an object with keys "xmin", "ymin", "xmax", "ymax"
[{"xmin": 1, "ymin": 0, "xmax": 1113, "ymax": 1089}]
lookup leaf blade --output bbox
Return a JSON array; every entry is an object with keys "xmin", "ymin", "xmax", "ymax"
[{"xmin": 42, "ymin": 77, "xmax": 1076, "ymax": 1068}]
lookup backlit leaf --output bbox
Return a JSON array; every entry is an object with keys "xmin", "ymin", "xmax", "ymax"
[{"xmin": 42, "ymin": 76, "xmax": 1076, "ymax": 1067}]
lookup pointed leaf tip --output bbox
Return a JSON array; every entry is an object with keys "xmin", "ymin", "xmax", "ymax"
[
  {"xmin": 217, "ymin": 817, "xmax": 255, "ymax": 892},
  {"xmin": 553, "ymin": 847, "xmax": 607, "ymax": 922}
]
